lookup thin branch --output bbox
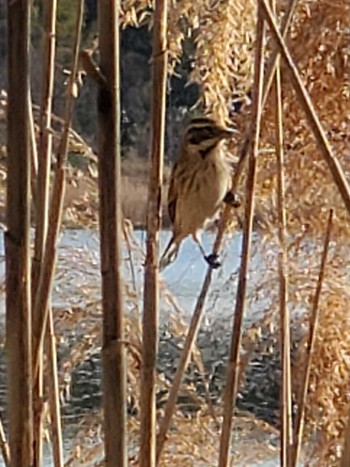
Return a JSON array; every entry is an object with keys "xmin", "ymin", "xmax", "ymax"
[
  {"xmin": 140, "ymin": 0, "xmax": 168, "ymax": 465},
  {"xmin": 272, "ymin": 6, "xmax": 293, "ymax": 462},
  {"xmin": 218, "ymin": 5, "xmax": 266, "ymax": 467},
  {"xmin": 292, "ymin": 209, "xmax": 334, "ymax": 467}
]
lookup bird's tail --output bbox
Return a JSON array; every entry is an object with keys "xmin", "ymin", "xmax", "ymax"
[{"xmin": 159, "ymin": 235, "xmax": 179, "ymax": 271}]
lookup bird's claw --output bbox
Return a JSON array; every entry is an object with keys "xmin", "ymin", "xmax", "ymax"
[
  {"xmin": 224, "ymin": 192, "xmax": 241, "ymax": 208},
  {"xmin": 205, "ymin": 253, "xmax": 221, "ymax": 269}
]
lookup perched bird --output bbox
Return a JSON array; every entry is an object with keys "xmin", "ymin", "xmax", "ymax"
[{"xmin": 159, "ymin": 116, "xmax": 239, "ymax": 270}]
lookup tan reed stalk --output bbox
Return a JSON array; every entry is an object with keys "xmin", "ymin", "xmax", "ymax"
[
  {"xmin": 32, "ymin": 0, "xmax": 84, "ymax": 378},
  {"xmin": 259, "ymin": 0, "xmax": 350, "ymax": 215},
  {"xmin": 192, "ymin": 350, "xmax": 219, "ymax": 426},
  {"xmin": 141, "ymin": 0, "xmax": 168, "ymax": 465},
  {"xmin": 341, "ymin": 404, "xmax": 350, "ymax": 467},
  {"xmin": 98, "ymin": 1, "xmax": 127, "ymax": 465},
  {"xmin": 6, "ymin": 0, "xmax": 33, "ymax": 465},
  {"xmin": 218, "ymin": 5, "xmax": 266, "ymax": 467},
  {"xmin": 28, "ymin": 89, "xmax": 38, "ymax": 203},
  {"xmin": 292, "ymin": 209, "xmax": 334, "ymax": 467},
  {"xmin": 123, "ymin": 221, "xmax": 137, "ymax": 292},
  {"xmin": 0, "ymin": 413, "xmax": 10, "ymax": 467},
  {"xmin": 272, "ymin": 10, "xmax": 293, "ymax": 463},
  {"xmin": 46, "ymin": 309, "xmax": 64, "ymax": 467},
  {"xmin": 156, "ymin": 271, "xmax": 214, "ymax": 464},
  {"xmin": 233, "ymin": 0, "xmax": 298, "ymax": 186},
  {"xmin": 32, "ymin": 1, "xmax": 59, "ymax": 464},
  {"xmin": 156, "ymin": 2, "xmax": 300, "ymax": 462}
]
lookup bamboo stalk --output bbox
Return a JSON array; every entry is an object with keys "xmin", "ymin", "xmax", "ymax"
[
  {"xmin": 32, "ymin": 1, "xmax": 59, "ymax": 464},
  {"xmin": 6, "ymin": 0, "xmax": 33, "ymax": 465},
  {"xmin": 0, "ymin": 413, "xmax": 10, "ymax": 467},
  {"xmin": 259, "ymin": 0, "xmax": 350, "ymax": 215},
  {"xmin": 140, "ymin": 0, "xmax": 168, "ymax": 465},
  {"xmin": 292, "ymin": 210, "xmax": 333, "ymax": 467},
  {"xmin": 98, "ymin": 1, "xmax": 127, "ymax": 465},
  {"xmin": 32, "ymin": 0, "xmax": 84, "ymax": 379},
  {"xmin": 218, "ymin": 6, "xmax": 266, "ymax": 467},
  {"xmin": 272, "ymin": 11, "xmax": 293, "ymax": 463}
]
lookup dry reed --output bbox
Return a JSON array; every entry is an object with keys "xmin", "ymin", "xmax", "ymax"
[
  {"xmin": 6, "ymin": 0, "xmax": 33, "ymax": 465},
  {"xmin": 32, "ymin": 0, "xmax": 85, "ymax": 379},
  {"xmin": 32, "ymin": 0, "xmax": 61, "ymax": 464},
  {"xmin": 218, "ymin": 5, "xmax": 266, "ymax": 466},
  {"xmin": 98, "ymin": 1, "xmax": 127, "ymax": 465},
  {"xmin": 272, "ymin": 3, "xmax": 293, "ymax": 464},
  {"xmin": 140, "ymin": 0, "xmax": 168, "ymax": 465},
  {"xmin": 292, "ymin": 209, "xmax": 334, "ymax": 466}
]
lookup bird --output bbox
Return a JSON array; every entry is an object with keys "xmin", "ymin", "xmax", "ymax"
[{"xmin": 159, "ymin": 116, "xmax": 240, "ymax": 270}]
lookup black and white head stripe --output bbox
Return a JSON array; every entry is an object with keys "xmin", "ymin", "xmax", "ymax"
[{"xmin": 185, "ymin": 117, "xmax": 237, "ymax": 145}]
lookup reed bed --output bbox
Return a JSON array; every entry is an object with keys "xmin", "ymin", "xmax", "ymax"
[{"xmin": 3, "ymin": 0, "xmax": 350, "ymax": 466}]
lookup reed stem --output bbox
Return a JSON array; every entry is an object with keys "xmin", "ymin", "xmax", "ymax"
[
  {"xmin": 272, "ymin": 8, "xmax": 293, "ymax": 462},
  {"xmin": 32, "ymin": 0, "xmax": 84, "ymax": 379},
  {"xmin": 98, "ymin": 1, "xmax": 127, "ymax": 465},
  {"xmin": 292, "ymin": 210, "xmax": 334, "ymax": 467},
  {"xmin": 6, "ymin": 0, "xmax": 33, "ymax": 464},
  {"xmin": 218, "ymin": 5, "xmax": 266, "ymax": 466},
  {"xmin": 141, "ymin": 0, "xmax": 168, "ymax": 465}
]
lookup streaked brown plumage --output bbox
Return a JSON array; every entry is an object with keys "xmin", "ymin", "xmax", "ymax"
[{"xmin": 160, "ymin": 116, "xmax": 238, "ymax": 270}]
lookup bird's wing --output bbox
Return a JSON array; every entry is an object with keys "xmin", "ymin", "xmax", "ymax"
[{"xmin": 167, "ymin": 163, "xmax": 178, "ymax": 225}]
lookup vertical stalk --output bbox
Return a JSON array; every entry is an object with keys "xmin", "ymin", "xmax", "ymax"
[
  {"xmin": 32, "ymin": 0, "xmax": 84, "ymax": 379},
  {"xmin": 46, "ymin": 310, "xmax": 64, "ymax": 467},
  {"xmin": 98, "ymin": 1, "xmax": 127, "ymax": 465},
  {"xmin": 218, "ymin": 6, "xmax": 266, "ymax": 467},
  {"xmin": 141, "ymin": 0, "xmax": 167, "ymax": 465},
  {"xmin": 6, "ymin": 0, "xmax": 33, "ymax": 465},
  {"xmin": 292, "ymin": 210, "xmax": 333, "ymax": 467},
  {"xmin": 32, "ymin": 0, "xmax": 59, "ymax": 464},
  {"xmin": 272, "ymin": 4, "xmax": 293, "ymax": 461}
]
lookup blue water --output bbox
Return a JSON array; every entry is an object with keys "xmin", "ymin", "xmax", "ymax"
[{"xmin": 0, "ymin": 229, "xmax": 281, "ymax": 466}]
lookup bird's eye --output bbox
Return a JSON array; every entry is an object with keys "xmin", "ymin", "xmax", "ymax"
[{"xmin": 187, "ymin": 126, "xmax": 216, "ymax": 145}]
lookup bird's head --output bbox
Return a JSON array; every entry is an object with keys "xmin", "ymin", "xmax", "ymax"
[{"xmin": 183, "ymin": 117, "xmax": 238, "ymax": 156}]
